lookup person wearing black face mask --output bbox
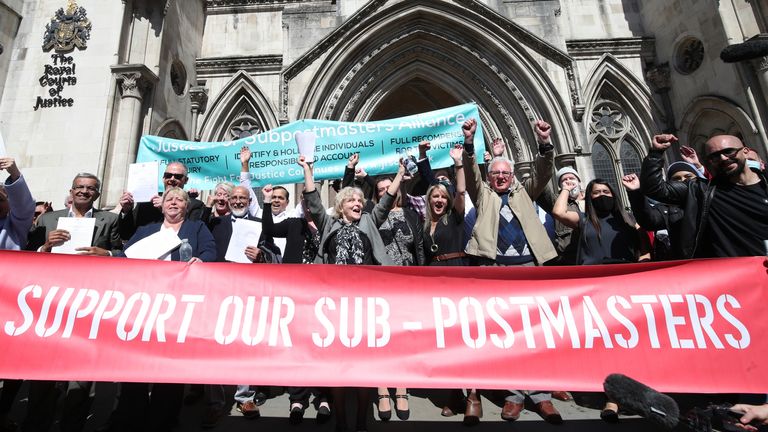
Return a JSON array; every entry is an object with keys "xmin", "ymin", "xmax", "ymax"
[
  {"xmin": 552, "ymin": 178, "xmax": 640, "ymax": 265},
  {"xmin": 552, "ymin": 178, "xmax": 642, "ymax": 421},
  {"xmin": 625, "ymin": 162, "xmax": 705, "ymax": 261}
]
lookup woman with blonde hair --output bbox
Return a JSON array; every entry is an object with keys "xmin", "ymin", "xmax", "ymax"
[{"xmin": 424, "ymin": 145, "xmax": 466, "ymax": 266}]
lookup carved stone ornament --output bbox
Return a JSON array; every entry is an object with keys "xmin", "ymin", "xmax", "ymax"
[
  {"xmin": 674, "ymin": 37, "xmax": 704, "ymax": 75},
  {"xmin": 646, "ymin": 63, "xmax": 671, "ymax": 93},
  {"xmin": 42, "ymin": 0, "xmax": 92, "ymax": 53},
  {"xmin": 111, "ymin": 64, "xmax": 159, "ymax": 101},
  {"xmin": 591, "ymin": 104, "xmax": 628, "ymax": 139},
  {"xmin": 189, "ymin": 86, "xmax": 209, "ymax": 114}
]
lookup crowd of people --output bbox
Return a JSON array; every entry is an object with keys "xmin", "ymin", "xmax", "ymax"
[{"xmin": 0, "ymin": 116, "xmax": 767, "ymax": 432}]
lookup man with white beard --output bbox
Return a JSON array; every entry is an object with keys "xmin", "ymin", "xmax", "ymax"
[
  {"xmin": 207, "ymin": 185, "xmax": 265, "ymax": 263},
  {"xmin": 203, "ymin": 185, "xmax": 269, "ymax": 427}
]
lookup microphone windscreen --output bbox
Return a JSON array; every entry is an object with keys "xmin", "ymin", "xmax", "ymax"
[
  {"xmin": 720, "ymin": 39, "xmax": 768, "ymax": 63},
  {"xmin": 604, "ymin": 373, "xmax": 680, "ymax": 430}
]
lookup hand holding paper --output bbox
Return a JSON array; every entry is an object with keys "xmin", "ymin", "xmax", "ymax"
[
  {"xmin": 295, "ymin": 131, "xmax": 317, "ymax": 163},
  {"xmin": 50, "ymin": 218, "xmax": 96, "ymax": 254}
]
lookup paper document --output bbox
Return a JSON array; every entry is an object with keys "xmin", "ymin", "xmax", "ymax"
[
  {"xmin": 295, "ymin": 131, "xmax": 316, "ymax": 162},
  {"xmin": 52, "ymin": 217, "xmax": 96, "ymax": 254},
  {"xmin": 124, "ymin": 229, "xmax": 181, "ymax": 260},
  {"xmin": 127, "ymin": 161, "xmax": 160, "ymax": 202},
  {"xmin": 225, "ymin": 219, "xmax": 263, "ymax": 263}
]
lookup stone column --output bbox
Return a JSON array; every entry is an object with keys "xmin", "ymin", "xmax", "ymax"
[
  {"xmin": 752, "ymin": 55, "xmax": 768, "ymax": 111},
  {"xmin": 646, "ymin": 63, "xmax": 676, "ymax": 135},
  {"xmin": 189, "ymin": 86, "xmax": 208, "ymax": 141},
  {"xmin": 103, "ymin": 64, "xmax": 158, "ymax": 205}
]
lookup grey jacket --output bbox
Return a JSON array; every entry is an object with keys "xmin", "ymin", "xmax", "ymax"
[{"xmin": 304, "ymin": 189, "xmax": 395, "ymax": 265}]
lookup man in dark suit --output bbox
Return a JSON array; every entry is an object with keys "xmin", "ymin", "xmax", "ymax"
[
  {"xmin": 208, "ymin": 185, "xmax": 265, "ymax": 262},
  {"xmin": 117, "ymin": 161, "xmax": 204, "ymax": 240},
  {"xmin": 202, "ymin": 185, "xmax": 267, "ymax": 427},
  {"xmin": 23, "ymin": 172, "xmax": 121, "ymax": 432},
  {"xmin": 27, "ymin": 172, "xmax": 121, "ymax": 255}
]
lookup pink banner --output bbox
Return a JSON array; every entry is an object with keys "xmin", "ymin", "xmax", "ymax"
[{"xmin": 0, "ymin": 251, "xmax": 765, "ymax": 392}]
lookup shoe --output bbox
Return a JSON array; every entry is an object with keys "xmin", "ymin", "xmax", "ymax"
[
  {"xmin": 536, "ymin": 400, "xmax": 563, "ymax": 424},
  {"xmin": 600, "ymin": 408, "xmax": 619, "ymax": 423},
  {"xmin": 316, "ymin": 402, "xmax": 331, "ymax": 424},
  {"xmin": 441, "ymin": 406, "xmax": 456, "ymax": 417},
  {"xmin": 395, "ymin": 394, "xmax": 410, "ymax": 420},
  {"xmin": 289, "ymin": 403, "xmax": 304, "ymax": 425},
  {"xmin": 376, "ymin": 394, "xmax": 391, "ymax": 421},
  {"xmin": 462, "ymin": 392, "xmax": 482, "ymax": 426},
  {"xmin": 501, "ymin": 401, "xmax": 524, "ymax": 421},
  {"xmin": 254, "ymin": 391, "xmax": 267, "ymax": 406},
  {"xmin": 551, "ymin": 391, "xmax": 571, "ymax": 401},
  {"xmin": 201, "ymin": 405, "xmax": 228, "ymax": 429},
  {"xmin": 237, "ymin": 400, "xmax": 261, "ymax": 419}
]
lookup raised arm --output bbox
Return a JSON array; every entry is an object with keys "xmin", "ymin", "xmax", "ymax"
[
  {"xmin": 371, "ymin": 160, "xmax": 406, "ymax": 226},
  {"xmin": 640, "ymin": 134, "xmax": 690, "ymax": 205},
  {"xmin": 552, "ymin": 180, "xmax": 580, "ymax": 229},
  {"xmin": 239, "ymin": 146, "xmax": 260, "ymax": 217},
  {"xmin": 461, "ymin": 118, "xmax": 483, "ymax": 205},
  {"xmin": 522, "ymin": 120, "xmax": 555, "ymax": 200},
  {"xmin": 449, "ymin": 145, "xmax": 466, "ymax": 215}
]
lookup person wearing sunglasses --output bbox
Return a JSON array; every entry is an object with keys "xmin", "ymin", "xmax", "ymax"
[
  {"xmin": 117, "ymin": 161, "xmax": 204, "ymax": 240},
  {"xmin": 640, "ymin": 134, "xmax": 768, "ymax": 258}
]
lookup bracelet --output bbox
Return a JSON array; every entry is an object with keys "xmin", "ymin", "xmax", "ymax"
[{"xmin": 454, "ymin": 164, "xmax": 463, "ymax": 169}]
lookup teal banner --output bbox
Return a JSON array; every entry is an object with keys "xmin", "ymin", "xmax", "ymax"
[{"xmin": 137, "ymin": 103, "xmax": 485, "ymax": 190}]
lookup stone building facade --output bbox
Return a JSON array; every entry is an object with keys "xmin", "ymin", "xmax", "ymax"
[{"xmin": 0, "ymin": 0, "xmax": 766, "ymax": 207}]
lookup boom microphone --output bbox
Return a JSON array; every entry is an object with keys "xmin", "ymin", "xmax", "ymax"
[
  {"xmin": 603, "ymin": 373, "xmax": 680, "ymax": 430},
  {"xmin": 720, "ymin": 39, "xmax": 768, "ymax": 63}
]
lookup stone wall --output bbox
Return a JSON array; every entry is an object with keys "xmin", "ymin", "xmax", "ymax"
[{"xmin": 0, "ymin": 0, "xmax": 124, "ymax": 205}]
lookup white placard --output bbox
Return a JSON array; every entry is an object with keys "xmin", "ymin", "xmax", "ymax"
[
  {"xmin": 0, "ymin": 129, "xmax": 6, "ymax": 157},
  {"xmin": 124, "ymin": 228, "xmax": 181, "ymax": 260},
  {"xmin": 51, "ymin": 217, "xmax": 96, "ymax": 254},
  {"xmin": 295, "ymin": 131, "xmax": 317, "ymax": 162},
  {"xmin": 225, "ymin": 218, "xmax": 263, "ymax": 263},
  {"xmin": 127, "ymin": 161, "xmax": 160, "ymax": 203}
]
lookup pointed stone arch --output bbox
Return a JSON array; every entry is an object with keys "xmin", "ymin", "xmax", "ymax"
[
  {"xmin": 154, "ymin": 118, "xmax": 189, "ymax": 140},
  {"xmin": 678, "ymin": 95, "xmax": 759, "ymax": 151},
  {"xmin": 284, "ymin": 0, "xmax": 581, "ymax": 171},
  {"xmin": 199, "ymin": 70, "xmax": 280, "ymax": 142},
  {"xmin": 581, "ymin": 53, "xmax": 663, "ymax": 153}
]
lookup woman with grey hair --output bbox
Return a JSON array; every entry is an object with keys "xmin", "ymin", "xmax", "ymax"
[
  {"xmin": 300, "ymin": 156, "xmax": 406, "ymax": 265},
  {"xmin": 299, "ymin": 155, "xmax": 405, "ymax": 432}
]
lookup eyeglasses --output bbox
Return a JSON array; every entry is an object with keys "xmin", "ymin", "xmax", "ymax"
[
  {"xmin": 72, "ymin": 185, "xmax": 99, "ymax": 193},
  {"xmin": 706, "ymin": 147, "xmax": 743, "ymax": 162},
  {"xmin": 163, "ymin": 172, "xmax": 185, "ymax": 180},
  {"xmin": 488, "ymin": 170, "xmax": 513, "ymax": 178}
]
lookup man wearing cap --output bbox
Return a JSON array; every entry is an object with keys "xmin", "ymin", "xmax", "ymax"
[
  {"xmin": 641, "ymin": 134, "xmax": 768, "ymax": 258},
  {"xmin": 549, "ymin": 166, "xmax": 584, "ymax": 265},
  {"xmin": 625, "ymin": 161, "xmax": 705, "ymax": 260}
]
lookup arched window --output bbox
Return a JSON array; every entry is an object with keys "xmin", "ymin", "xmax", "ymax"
[
  {"xmin": 588, "ymin": 101, "xmax": 647, "ymax": 206},
  {"xmin": 591, "ymin": 142, "xmax": 619, "ymax": 192},
  {"xmin": 619, "ymin": 140, "xmax": 642, "ymax": 177}
]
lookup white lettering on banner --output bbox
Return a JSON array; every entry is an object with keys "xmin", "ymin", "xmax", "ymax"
[
  {"xmin": 214, "ymin": 296, "xmax": 294, "ymax": 347},
  {"xmin": 430, "ymin": 295, "xmax": 750, "ymax": 350},
  {"xmin": 312, "ymin": 297, "xmax": 390, "ymax": 348},
  {"xmin": 2, "ymin": 286, "xmax": 752, "ymax": 351}
]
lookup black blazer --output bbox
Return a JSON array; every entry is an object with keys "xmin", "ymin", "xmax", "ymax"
[{"xmin": 208, "ymin": 214, "xmax": 263, "ymax": 262}]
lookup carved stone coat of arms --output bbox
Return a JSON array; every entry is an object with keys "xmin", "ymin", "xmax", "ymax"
[{"xmin": 42, "ymin": 0, "xmax": 92, "ymax": 53}]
